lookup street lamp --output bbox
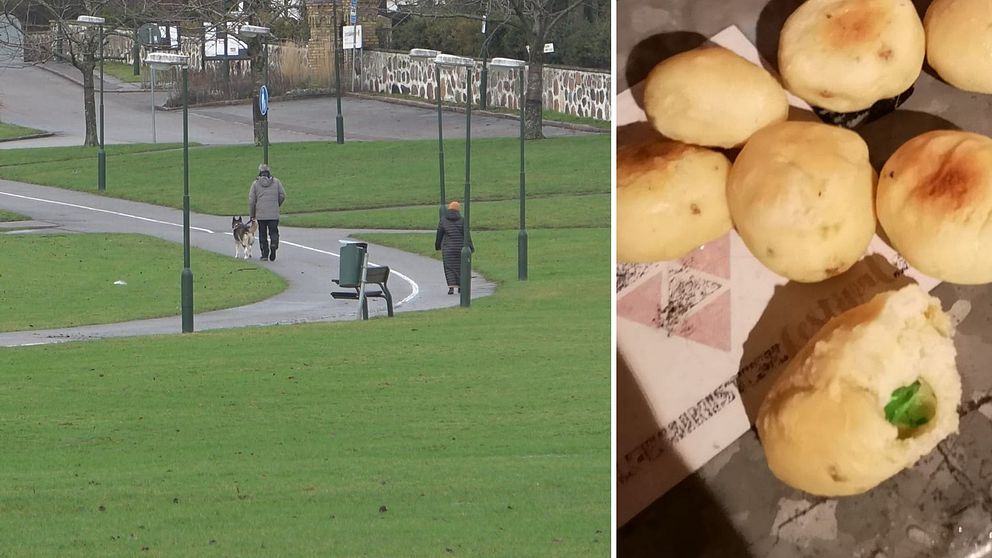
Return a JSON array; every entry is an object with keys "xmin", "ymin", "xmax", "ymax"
[
  {"xmin": 239, "ymin": 25, "xmax": 271, "ymax": 165},
  {"xmin": 146, "ymin": 51, "xmax": 194, "ymax": 333},
  {"xmin": 490, "ymin": 57, "xmax": 527, "ymax": 281},
  {"xmin": 332, "ymin": 0, "xmax": 344, "ymax": 144},
  {"xmin": 77, "ymin": 15, "xmax": 106, "ymax": 192},
  {"xmin": 410, "ymin": 48, "xmax": 445, "ymax": 220},
  {"xmin": 435, "ymin": 53, "xmax": 474, "ymax": 308}
]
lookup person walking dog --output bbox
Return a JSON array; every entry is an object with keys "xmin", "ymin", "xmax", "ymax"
[
  {"xmin": 435, "ymin": 200, "xmax": 474, "ymax": 294},
  {"xmin": 248, "ymin": 163, "xmax": 286, "ymax": 261}
]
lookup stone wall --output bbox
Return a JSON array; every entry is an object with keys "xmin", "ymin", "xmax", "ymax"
[{"xmin": 358, "ymin": 50, "xmax": 611, "ymax": 121}]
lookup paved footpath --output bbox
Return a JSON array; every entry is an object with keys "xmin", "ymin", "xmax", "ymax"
[
  {"xmin": 0, "ymin": 179, "xmax": 494, "ymax": 347},
  {"xmin": 0, "ymin": 62, "xmax": 586, "ymax": 149}
]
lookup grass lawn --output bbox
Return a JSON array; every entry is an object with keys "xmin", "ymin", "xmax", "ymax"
[
  {"xmin": 0, "ymin": 135, "xmax": 609, "ymax": 554},
  {"xmin": 101, "ymin": 61, "xmax": 146, "ymax": 84},
  {"xmin": 0, "ymin": 227, "xmax": 610, "ymax": 556},
  {"xmin": 362, "ymin": 92, "xmax": 611, "ymax": 130},
  {"xmin": 0, "ymin": 233, "xmax": 286, "ymax": 332},
  {"xmin": 284, "ymin": 193, "xmax": 609, "ymax": 230},
  {"xmin": 0, "ymin": 143, "xmax": 187, "ymax": 167},
  {"xmin": 0, "ymin": 209, "xmax": 30, "ymax": 222},
  {"xmin": 0, "ymin": 121, "xmax": 45, "ymax": 140},
  {"xmin": 0, "ymin": 136, "xmax": 609, "ymax": 228}
]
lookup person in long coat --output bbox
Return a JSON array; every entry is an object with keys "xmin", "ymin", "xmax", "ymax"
[{"xmin": 435, "ymin": 200, "xmax": 474, "ymax": 294}]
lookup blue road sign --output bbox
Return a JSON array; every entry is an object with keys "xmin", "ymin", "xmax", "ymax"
[{"xmin": 259, "ymin": 85, "xmax": 269, "ymax": 116}]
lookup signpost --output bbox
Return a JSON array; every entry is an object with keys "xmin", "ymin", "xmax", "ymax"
[
  {"xmin": 137, "ymin": 22, "xmax": 185, "ymax": 143},
  {"xmin": 343, "ymin": 25, "xmax": 363, "ymax": 90},
  {"xmin": 342, "ymin": 25, "xmax": 362, "ymax": 49}
]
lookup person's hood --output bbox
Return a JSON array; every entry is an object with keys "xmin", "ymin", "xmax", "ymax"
[
  {"xmin": 256, "ymin": 175, "xmax": 274, "ymax": 187},
  {"xmin": 445, "ymin": 209, "xmax": 461, "ymax": 221}
]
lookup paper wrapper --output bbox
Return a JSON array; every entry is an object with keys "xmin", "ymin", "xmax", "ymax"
[{"xmin": 616, "ymin": 25, "xmax": 942, "ymax": 526}]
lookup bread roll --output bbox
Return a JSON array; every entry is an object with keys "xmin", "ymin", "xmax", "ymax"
[
  {"xmin": 617, "ymin": 141, "xmax": 732, "ymax": 263},
  {"xmin": 877, "ymin": 130, "xmax": 992, "ymax": 284},
  {"xmin": 642, "ymin": 47, "xmax": 788, "ymax": 148},
  {"xmin": 779, "ymin": 0, "xmax": 925, "ymax": 112},
  {"xmin": 925, "ymin": 0, "xmax": 992, "ymax": 93},
  {"xmin": 758, "ymin": 284, "xmax": 960, "ymax": 496},
  {"xmin": 727, "ymin": 121, "xmax": 876, "ymax": 282}
]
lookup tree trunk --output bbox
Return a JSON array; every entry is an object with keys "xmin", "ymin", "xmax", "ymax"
[
  {"xmin": 250, "ymin": 38, "xmax": 266, "ymax": 147},
  {"xmin": 80, "ymin": 57, "xmax": 98, "ymax": 147},
  {"xmin": 525, "ymin": 40, "xmax": 545, "ymax": 140}
]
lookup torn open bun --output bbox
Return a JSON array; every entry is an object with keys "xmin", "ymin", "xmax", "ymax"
[{"xmin": 757, "ymin": 284, "xmax": 960, "ymax": 496}]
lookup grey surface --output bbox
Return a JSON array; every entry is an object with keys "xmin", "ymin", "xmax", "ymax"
[
  {"xmin": 0, "ymin": 61, "xmax": 584, "ymax": 149},
  {"xmin": 618, "ymin": 1, "xmax": 992, "ymax": 556},
  {"xmin": 0, "ymin": 179, "xmax": 494, "ymax": 346}
]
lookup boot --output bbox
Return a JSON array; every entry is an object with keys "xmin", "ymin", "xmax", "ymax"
[{"xmin": 269, "ymin": 246, "xmax": 277, "ymax": 261}]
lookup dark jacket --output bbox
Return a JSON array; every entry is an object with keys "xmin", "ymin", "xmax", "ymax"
[{"xmin": 435, "ymin": 209, "xmax": 474, "ymax": 252}]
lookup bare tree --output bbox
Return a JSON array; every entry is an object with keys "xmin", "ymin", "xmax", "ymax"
[
  {"xmin": 504, "ymin": 0, "xmax": 585, "ymax": 139},
  {"xmin": 233, "ymin": 0, "xmax": 298, "ymax": 147},
  {"xmin": 0, "ymin": 0, "xmax": 290, "ymax": 147}
]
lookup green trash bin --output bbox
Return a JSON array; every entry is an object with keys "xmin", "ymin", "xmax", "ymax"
[{"xmin": 339, "ymin": 242, "xmax": 368, "ymax": 286}]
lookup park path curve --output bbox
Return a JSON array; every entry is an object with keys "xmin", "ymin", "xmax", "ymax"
[{"xmin": 0, "ymin": 179, "xmax": 495, "ymax": 347}]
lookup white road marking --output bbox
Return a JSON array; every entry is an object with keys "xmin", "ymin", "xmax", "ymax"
[
  {"xmin": 0, "ymin": 191, "xmax": 216, "ymax": 233},
  {"xmin": 1, "ymin": 190, "xmax": 421, "ymax": 307},
  {"xmin": 280, "ymin": 240, "xmax": 421, "ymax": 307}
]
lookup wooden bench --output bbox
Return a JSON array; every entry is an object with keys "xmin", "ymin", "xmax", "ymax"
[{"xmin": 331, "ymin": 264, "xmax": 394, "ymax": 320}]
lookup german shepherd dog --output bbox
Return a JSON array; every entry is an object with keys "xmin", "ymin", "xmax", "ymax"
[{"xmin": 232, "ymin": 216, "xmax": 257, "ymax": 259}]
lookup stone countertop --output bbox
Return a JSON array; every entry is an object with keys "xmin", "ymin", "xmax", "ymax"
[{"xmin": 617, "ymin": 1, "xmax": 992, "ymax": 556}]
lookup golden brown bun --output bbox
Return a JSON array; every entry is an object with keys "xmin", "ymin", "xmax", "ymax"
[
  {"xmin": 642, "ymin": 47, "xmax": 788, "ymax": 148},
  {"xmin": 779, "ymin": 0, "xmax": 925, "ymax": 112},
  {"xmin": 925, "ymin": 0, "xmax": 992, "ymax": 93},
  {"xmin": 758, "ymin": 284, "xmax": 960, "ymax": 496},
  {"xmin": 617, "ymin": 141, "xmax": 732, "ymax": 263},
  {"xmin": 727, "ymin": 121, "xmax": 876, "ymax": 282},
  {"xmin": 877, "ymin": 130, "xmax": 992, "ymax": 284}
]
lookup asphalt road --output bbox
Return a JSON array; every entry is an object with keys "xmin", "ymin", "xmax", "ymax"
[
  {"xmin": 0, "ymin": 61, "xmax": 585, "ymax": 148},
  {"xmin": 0, "ymin": 179, "xmax": 494, "ymax": 347}
]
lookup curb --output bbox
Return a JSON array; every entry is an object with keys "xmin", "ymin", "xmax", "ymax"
[
  {"xmin": 0, "ymin": 132, "xmax": 56, "ymax": 143},
  {"xmin": 154, "ymin": 90, "xmax": 333, "ymax": 111},
  {"xmin": 36, "ymin": 63, "xmax": 145, "ymax": 94}
]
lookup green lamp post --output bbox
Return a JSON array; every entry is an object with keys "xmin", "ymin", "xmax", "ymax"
[
  {"xmin": 435, "ymin": 53, "xmax": 475, "ymax": 308},
  {"xmin": 146, "ymin": 51, "xmax": 194, "ymax": 333},
  {"xmin": 409, "ymin": 48, "xmax": 445, "ymax": 220},
  {"xmin": 489, "ymin": 57, "xmax": 527, "ymax": 280},
  {"xmin": 77, "ymin": 15, "xmax": 106, "ymax": 192},
  {"xmin": 332, "ymin": 0, "xmax": 344, "ymax": 144}
]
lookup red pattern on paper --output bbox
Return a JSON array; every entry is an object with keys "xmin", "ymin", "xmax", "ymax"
[{"xmin": 617, "ymin": 234, "xmax": 731, "ymax": 352}]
